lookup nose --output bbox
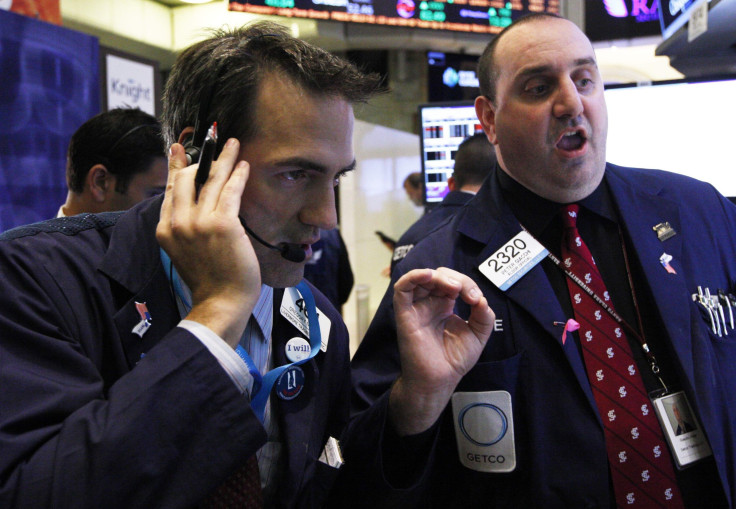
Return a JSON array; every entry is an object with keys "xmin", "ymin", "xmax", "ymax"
[
  {"xmin": 300, "ymin": 183, "xmax": 338, "ymax": 231},
  {"xmin": 552, "ymin": 79, "xmax": 584, "ymax": 119}
]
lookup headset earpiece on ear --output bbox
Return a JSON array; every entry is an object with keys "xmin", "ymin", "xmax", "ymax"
[{"xmin": 183, "ymin": 135, "xmax": 201, "ymax": 166}]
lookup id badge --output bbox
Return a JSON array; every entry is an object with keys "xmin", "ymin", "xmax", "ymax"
[
  {"xmin": 451, "ymin": 391, "xmax": 516, "ymax": 473},
  {"xmin": 651, "ymin": 390, "xmax": 712, "ymax": 469}
]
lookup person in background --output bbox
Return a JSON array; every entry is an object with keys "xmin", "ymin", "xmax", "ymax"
[
  {"xmin": 391, "ymin": 133, "xmax": 496, "ymax": 273},
  {"xmin": 334, "ymin": 13, "xmax": 735, "ymax": 508},
  {"xmin": 402, "ymin": 171, "xmax": 424, "ymax": 207},
  {"xmin": 0, "ymin": 21, "xmax": 424, "ymax": 508},
  {"xmin": 303, "ymin": 227, "xmax": 354, "ymax": 313},
  {"xmin": 58, "ymin": 107, "xmax": 167, "ymax": 217}
]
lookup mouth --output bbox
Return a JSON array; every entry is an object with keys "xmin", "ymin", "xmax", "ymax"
[{"xmin": 555, "ymin": 127, "xmax": 587, "ymax": 156}]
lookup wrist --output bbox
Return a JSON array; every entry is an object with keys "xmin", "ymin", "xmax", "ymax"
[
  {"xmin": 186, "ymin": 295, "xmax": 256, "ymax": 348},
  {"xmin": 388, "ymin": 377, "xmax": 455, "ymax": 436}
]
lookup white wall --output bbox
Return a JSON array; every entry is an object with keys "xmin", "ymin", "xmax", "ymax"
[{"xmin": 341, "ymin": 120, "xmax": 422, "ymax": 354}]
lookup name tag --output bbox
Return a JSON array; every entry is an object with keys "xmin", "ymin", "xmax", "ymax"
[
  {"xmin": 451, "ymin": 391, "xmax": 516, "ymax": 473},
  {"xmin": 479, "ymin": 231, "xmax": 548, "ymax": 291},
  {"xmin": 652, "ymin": 390, "xmax": 713, "ymax": 468},
  {"xmin": 280, "ymin": 287, "xmax": 331, "ymax": 352}
]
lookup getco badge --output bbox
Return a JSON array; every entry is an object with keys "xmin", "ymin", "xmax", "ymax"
[{"xmin": 451, "ymin": 391, "xmax": 516, "ymax": 473}]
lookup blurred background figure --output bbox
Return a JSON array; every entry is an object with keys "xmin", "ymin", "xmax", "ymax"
[
  {"xmin": 402, "ymin": 171, "xmax": 424, "ymax": 207},
  {"xmin": 58, "ymin": 108, "xmax": 167, "ymax": 217},
  {"xmin": 391, "ymin": 133, "xmax": 496, "ymax": 272},
  {"xmin": 304, "ymin": 227, "xmax": 355, "ymax": 313}
]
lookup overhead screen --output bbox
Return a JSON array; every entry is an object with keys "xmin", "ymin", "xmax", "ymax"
[
  {"xmin": 229, "ymin": 0, "xmax": 558, "ymax": 34},
  {"xmin": 605, "ymin": 75, "xmax": 736, "ymax": 197}
]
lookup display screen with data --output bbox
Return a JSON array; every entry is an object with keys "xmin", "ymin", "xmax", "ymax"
[
  {"xmin": 418, "ymin": 102, "xmax": 483, "ymax": 205},
  {"xmin": 229, "ymin": 0, "xmax": 558, "ymax": 34}
]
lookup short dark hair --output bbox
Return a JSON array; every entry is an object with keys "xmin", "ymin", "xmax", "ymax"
[
  {"xmin": 452, "ymin": 133, "xmax": 496, "ymax": 188},
  {"xmin": 66, "ymin": 108, "xmax": 164, "ymax": 193},
  {"xmin": 477, "ymin": 12, "xmax": 563, "ymax": 104},
  {"xmin": 161, "ymin": 21, "xmax": 384, "ymax": 151},
  {"xmin": 404, "ymin": 172, "xmax": 422, "ymax": 189}
]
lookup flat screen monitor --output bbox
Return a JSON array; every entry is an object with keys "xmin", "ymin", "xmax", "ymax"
[
  {"xmin": 418, "ymin": 101, "xmax": 482, "ymax": 205},
  {"xmin": 584, "ymin": 0, "xmax": 661, "ymax": 42},
  {"xmin": 659, "ymin": 0, "xmax": 709, "ymax": 40},
  {"xmin": 604, "ymin": 75, "xmax": 736, "ymax": 198},
  {"xmin": 229, "ymin": 0, "xmax": 558, "ymax": 35},
  {"xmin": 427, "ymin": 51, "xmax": 480, "ymax": 103}
]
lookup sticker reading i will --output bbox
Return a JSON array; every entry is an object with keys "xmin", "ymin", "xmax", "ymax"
[{"xmin": 479, "ymin": 231, "xmax": 548, "ymax": 291}]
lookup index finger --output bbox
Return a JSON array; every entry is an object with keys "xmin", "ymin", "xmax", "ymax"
[{"xmin": 159, "ymin": 143, "xmax": 190, "ymax": 228}]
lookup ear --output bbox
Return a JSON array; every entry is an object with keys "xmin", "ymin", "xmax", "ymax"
[
  {"xmin": 87, "ymin": 164, "xmax": 114, "ymax": 203},
  {"xmin": 475, "ymin": 95, "xmax": 499, "ymax": 145},
  {"xmin": 178, "ymin": 127, "xmax": 196, "ymax": 146},
  {"xmin": 447, "ymin": 176, "xmax": 457, "ymax": 192}
]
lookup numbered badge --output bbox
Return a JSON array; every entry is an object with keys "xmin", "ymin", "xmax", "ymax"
[{"xmin": 479, "ymin": 231, "xmax": 548, "ymax": 291}]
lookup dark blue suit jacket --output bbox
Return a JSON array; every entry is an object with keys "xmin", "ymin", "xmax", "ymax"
[
  {"xmin": 0, "ymin": 197, "xmax": 350, "ymax": 509},
  {"xmin": 338, "ymin": 164, "xmax": 736, "ymax": 508},
  {"xmin": 390, "ymin": 190, "xmax": 474, "ymax": 274}
]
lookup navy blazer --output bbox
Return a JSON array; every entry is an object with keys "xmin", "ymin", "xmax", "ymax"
[
  {"xmin": 338, "ymin": 164, "xmax": 736, "ymax": 508},
  {"xmin": 390, "ymin": 190, "xmax": 474, "ymax": 274},
  {"xmin": 0, "ymin": 196, "xmax": 350, "ymax": 509}
]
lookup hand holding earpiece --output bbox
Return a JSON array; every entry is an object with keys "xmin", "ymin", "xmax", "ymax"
[{"xmin": 156, "ymin": 139, "xmax": 261, "ymax": 348}]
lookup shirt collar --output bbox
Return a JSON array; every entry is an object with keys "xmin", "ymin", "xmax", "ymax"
[{"xmin": 496, "ymin": 166, "xmax": 618, "ymax": 235}]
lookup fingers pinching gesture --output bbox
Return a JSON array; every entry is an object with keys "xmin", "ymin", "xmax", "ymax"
[{"xmin": 389, "ymin": 267, "xmax": 495, "ymax": 436}]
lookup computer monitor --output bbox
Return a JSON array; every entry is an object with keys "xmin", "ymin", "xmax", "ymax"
[
  {"xmin": 417, "ymin": 101, "xmax": 481, "ymax": 206},
  {"xmin": 604, "ymin": 75, "xmax": 736, "ymax": 198}
]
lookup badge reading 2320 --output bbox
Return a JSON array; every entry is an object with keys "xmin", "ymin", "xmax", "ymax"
[{"xmin": 486, "ymin": 238, "xmax": 527, "ymax": 272}]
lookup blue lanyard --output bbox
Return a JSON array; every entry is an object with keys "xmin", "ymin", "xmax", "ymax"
[{"xmin": 160, "ymin": 249, "xmax": 321, "ymax": 422}]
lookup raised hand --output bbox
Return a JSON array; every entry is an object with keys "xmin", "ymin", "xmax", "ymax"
[
  {"xmin": 156, "ymin": 140, "xmax": 260, "ymax": 348},
  {"xmin": 389, "ymin": 267, "xmax": 495, "ymax": 436}
]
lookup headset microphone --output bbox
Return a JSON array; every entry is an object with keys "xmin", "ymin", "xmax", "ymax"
[{"xmin": 238, "ymin": 216, "xmax": 306, "ymax": 263}]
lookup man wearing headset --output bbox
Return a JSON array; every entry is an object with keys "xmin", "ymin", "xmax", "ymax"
[{"xmin": 0, "ymin": 21, "xmax": 495, "ymax": 508}]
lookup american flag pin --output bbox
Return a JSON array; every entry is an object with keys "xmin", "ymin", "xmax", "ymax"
[{"xmin": 659, "ymin": 253, "xmax": 677, "ymax": 274}]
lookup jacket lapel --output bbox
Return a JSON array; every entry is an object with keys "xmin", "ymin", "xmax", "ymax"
[
  {"xmin": 97, "ymin": 196, "xmax": 180, "ymax": 368},
  {"xmin": 605, "ymin": 166, "xmax": 694, "ymax": 384},
  {"xmin": 271, "ymin": 288, "xmax": 318, "ymax": 502},
  {"xmin": 457, "ymin": 176, "xmax": 597, "ymax": 412}
]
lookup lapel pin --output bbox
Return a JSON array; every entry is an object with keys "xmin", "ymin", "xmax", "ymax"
[
  {"xmin": 659, "ymin": 253, "xmax": 677, "ymax": 274},
  {"xmin": 653, "ymin": 222, "xmax": 676, "ymax": 241},
  {"xmin": 132, "ymin": 301, "xmax": 152, "ymax": 338}
]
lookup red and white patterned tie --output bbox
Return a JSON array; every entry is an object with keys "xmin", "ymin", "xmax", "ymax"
[
  {"xmin": 560, "ymin": 204, "xmax": 683, "ymax": 508},
  {"xmin": 201, "ymin": 455, "xmax": 263, "ymax": 509}
]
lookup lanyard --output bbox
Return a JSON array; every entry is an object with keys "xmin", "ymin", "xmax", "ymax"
[
  {"xmin": 521, "ymin": 226, "xmax": 669, "ymax": 391},
  {"xmin": 160, "ymin": 249, "xmax": 322, "ymax": 421}
]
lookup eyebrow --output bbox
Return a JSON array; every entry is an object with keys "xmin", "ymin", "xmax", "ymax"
[
  {"xmin": 516, "ymin": 57, "xmax": 598, "ymax": 79},
  {"xmin": 272, "ymin": 157, "xmax": 357, "ymax": 174}
]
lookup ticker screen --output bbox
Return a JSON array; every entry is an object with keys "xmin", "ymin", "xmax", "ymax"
[{"xmin": 229, "ymin": 0, "xmax": 558, "ymax": 34}]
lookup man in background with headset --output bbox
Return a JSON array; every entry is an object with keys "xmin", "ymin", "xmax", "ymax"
[
  {"xmin": 58, "ymin": 107, "xmax": 168, "ymax": 217},
  {"xmin": 0, "ymin": 21, "xmax": 495, "ymax": 508}
]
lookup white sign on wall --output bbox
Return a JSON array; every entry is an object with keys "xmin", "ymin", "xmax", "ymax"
[{"xmin": 105, "ymin": 53, "xmax": 156, "ymax": 115}]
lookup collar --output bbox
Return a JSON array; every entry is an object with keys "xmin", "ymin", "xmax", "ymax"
[{"xmin": 496, "ymin": 167, "xmax": 619, "ymax": 236}]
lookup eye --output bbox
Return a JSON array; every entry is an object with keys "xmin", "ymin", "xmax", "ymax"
[
  {"xmin": 523, "ymin": 79, "xmax": 550, "ymax": 97},
  {"xmin": 281, "ymin": 169, "xmax": 307, "ymax": 182}
]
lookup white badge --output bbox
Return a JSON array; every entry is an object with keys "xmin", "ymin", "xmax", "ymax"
[
  {"xmin": 451, "ymin": 391, "xmax": 516, "ymax": 473},
  {"xmin": 479, "ymin": 231, "xmax": 548, "ymax": 291},
  {"xmin": 285, "ymin": 336, "xmax": 312, "ymax": 362},
  {"xmin": 652, "ymin": 391, "xmax": 713, "ymax": 468},
  {"xmin": 280, "ymin": 288, "xmax": 332, "ymax": 352}
]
